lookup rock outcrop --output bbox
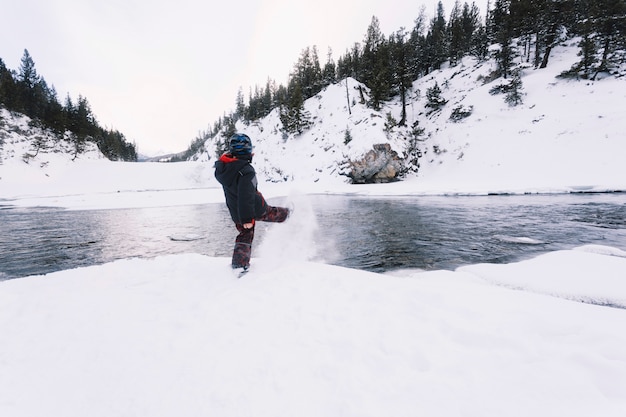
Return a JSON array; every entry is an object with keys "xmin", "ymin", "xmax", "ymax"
[{"xmin": 345, "ymin": 144, "xmax": 404, "ymax": 184}]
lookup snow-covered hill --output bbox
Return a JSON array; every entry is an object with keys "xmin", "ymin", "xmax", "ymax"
[
  {"xmin": 1, "ymin": 40, "xmax": 625, "ymax": 205},
  {"xmin": 0, "ymin": 107, "xmax": 105, "ymax": 165},
  {"xmin": 194, "ymin": 39, "xmax": 626, "ymax": 193}
]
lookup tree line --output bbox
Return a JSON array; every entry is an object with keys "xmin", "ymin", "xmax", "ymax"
[
  {"xmin": 0, "ymin": 50, "xmax": 137, "ymax": 161},
  {"xmin": 187, "ymin": 0, "xmax": 624, "ymax": 159}
]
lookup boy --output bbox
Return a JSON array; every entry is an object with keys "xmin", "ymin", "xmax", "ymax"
[{"xmin": 214, "ymin": 133, "xmax": 290, "ymax": 271}]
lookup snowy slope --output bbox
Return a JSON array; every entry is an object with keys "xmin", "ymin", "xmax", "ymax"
[
  {"xmin": 1, "ymin": 246, "xmax": 626, "ymax": 417},
  {"xmin": 408, "ymin": 40, "xmax": 626, "ymax": 193},
  {"xmin": 193, "ymin": 39, "xmax": 626, "ymax": 193}
]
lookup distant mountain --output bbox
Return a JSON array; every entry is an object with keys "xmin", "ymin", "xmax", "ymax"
[{"xmin": 138, "ymin": 152, "xmax": 186, "ymax": 162}]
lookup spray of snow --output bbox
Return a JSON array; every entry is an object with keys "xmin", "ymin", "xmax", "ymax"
[{"xmin": 256, "ymin": 190, "xmax": 340, "ymax": 270}]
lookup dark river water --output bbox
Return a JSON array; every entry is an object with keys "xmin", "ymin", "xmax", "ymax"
[{"xmin": 1, "ymin": 193, "xmax": 625, "ymax": 280}]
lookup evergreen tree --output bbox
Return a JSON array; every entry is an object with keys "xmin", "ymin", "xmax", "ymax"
[
  {"xmin": 18, "ymin": 49, "xmax": 39, "ymax": 89},
  {"xmin": 262, "ymin": 79, "xmax": 273, "ymax": 116},
  {"xmin": 537, "ymin": 0, "xmax": 570, "ymax": 68},
  {"xmin": 361, "ymin": 16, "xmax": 392, "ymax": 109},
  {"xmin": 322, "ymin": 47, "xmax": 337, "ymax": 86},
  {"xmin": 425, "ymin": 81, "xmax": 448, "ymax": 111},
  {"xmin": 63, "ymin": 93, "xmax": 76, "ymax": 132},
  {"xmin": 592, "ymin": 0, "xmax": 626, "ymax": 74},
  {"xmin": 273, "ymin": 84, "xmax": 289, "ymax": 108},
  {"xmin": 43, "ymin": 84, "xmax": 65, "ymax": 134},
  {"xmin": 426, "ymin": 2, "xmax": 448, "ymax": 71},
  {"xmin": 448, "ymin": 0, "xmax": 466, "ymax": 65},
  {"xmin": 291, "ymin": 46, "xmax": 323, "ymax": 100},
  {"xmin": 279, "ymin": 80, "xmax": 311, "ymax": 135},
  {"xmin": 408, "ymin": 6, "xmax": 428, "ymax": 79},
  {"xmin": 215, "ymin": 115, "xmax": 236, "ymax": 158},
  {"xmin": 0, "ymin": 58, "xmax": 18, "ymax": 109},
  {"xmin": 344, "ymin": 127, "xmax": 353, "ymax": 145},
  {"xmin": 464, "ymin": 2, "xmax": 485, "ymax": 58},
  {"xmin": 361, "ymin": 15, "xmax": 385, "ymax": 83},
  {"xmin": 564, "ymin": 0, "xmax": 600, "ymax": 78},
  {"xmin": 17, "ymin": 49, "xmax": 41, "ymax": 115},
  {"xmin": 75, "ymin": 95, "xmax": 97, "ymax": 138},
  {"xmin": 336, "ymin": 43, "xmax": 361, "ymax": 80},
  {"xmin": 235, "ymin": 87, "xmax": 245, "ymax": 121},
  {"xmin": 510, "ymin": 0, "xmax": 537, "ymax": 64},
  {"xmin": 471, "ymin": 24, "xmax": 490, "ymax": 60},
  {"xmin": 491, "ymin": 0, "xmax": 516, "ymax": 78},
  {"xmin": 505, "ymin": 71, "xmax": 524, "ymax": 105},
  {"xmin": 390, "ymin": 28, "xmax": 413, "ymax": 125}
]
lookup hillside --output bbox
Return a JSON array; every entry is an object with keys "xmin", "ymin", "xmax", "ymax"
[
  {"xmin": 0, "ymin": 107, "xmax": 106, "ymax": 163},
  {"xmin": 193, "ymin": 40, "xmax": 626, "ymax": 193},
  {"xmin": 1, "ymin": 40, "xmax": 625, "ymax": 199}
]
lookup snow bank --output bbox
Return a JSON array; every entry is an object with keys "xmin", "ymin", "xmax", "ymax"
[{"xmin": 1, "ymin": 247, "xmax": 625, "ymax": 417}]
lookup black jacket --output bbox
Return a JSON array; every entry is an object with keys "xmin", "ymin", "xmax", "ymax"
[{"xmin": 214, "ymin": 154, "xmax": 267, "ymax": 224}]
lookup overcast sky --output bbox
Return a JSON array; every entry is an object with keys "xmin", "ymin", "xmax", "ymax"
[{"xmin": 2, "ymin": 0, "xmax": 467, "ymax": 155}]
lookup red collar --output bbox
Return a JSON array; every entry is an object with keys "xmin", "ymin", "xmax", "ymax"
[{"xmin": 219, "ymin": 153, "xmax": 238, "ymax": 163}]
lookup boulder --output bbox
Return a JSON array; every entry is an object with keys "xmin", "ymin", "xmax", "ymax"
[{"xmin": 346, "ymin": 143, "xmax": 404, "ymax": 184}]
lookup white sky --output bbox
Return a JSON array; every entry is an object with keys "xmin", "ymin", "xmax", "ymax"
[{"xmin": 2, "ymin": 0, "xmax": 464, "ymax": 155}]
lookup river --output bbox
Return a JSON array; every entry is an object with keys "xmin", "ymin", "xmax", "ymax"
[{"xmin": 1, "ymin": 193, "xmax": 625, "ymax": 280}]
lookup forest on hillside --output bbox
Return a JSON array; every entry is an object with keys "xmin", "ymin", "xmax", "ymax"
[
  {"xmin": 176, "ymin": 0, "xmax": 625, "ymax": 161},
  {"xmin": 0, "ymin": 51, "xmax": 137, "ymax": 162}
]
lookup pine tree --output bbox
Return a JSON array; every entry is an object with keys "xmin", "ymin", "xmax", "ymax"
[
  {"xmin": 292, "ymin": 46, "xmax": 323, "ymax": 100},
  {"xmin": 491, "ymin": 0, "xmax": 516, "ymax": 78},
  {"xmin": 43, "ymin": 84, "xmax": 65, "ymax": 134},
  {"xmin": 463, "ymin": 2, "xmax": 485, "ymax": 59},
  {"xmin": 593, "ymin": 0, "xmax": 626, "ymax": 74},
  {"xmin": 408, "ymin": 6, "xmax": 428, "ymax": 79},
  {"xmin": 322, "ymin": 47, "xmax": 337, "ymax": 86},
  {"xmin": 235, "ymin": 87, "xmax": 245, "ymax": 121},
  {"xmin": 425, "ymin": 81, "xmax": 448, "ymax": 112},
  {"xmin": 0, "ymin": 58, "xmax": 18, "ymax": 109},
  {"xmin": 344, "ymin": 127, "xmax": 353, "ymax": 145},
  {"xmin": 279, "ymin": 80, "xmax": 311, "ymax": 135},
  {"xmin": 361, "ymin": 16, "xmax": 392, "ymax": 109},
  {"xmin": 18, "ymin": 49, "xmax": 39, "ymax": 89},
  {"xmin": 262, "ymin": 80, "xmax": 273, "ymax": 117},
  {"xmin": 566, "ymin": 0, "xmax": 599, "ymax": 79},
  {"xmin": 505, "ymin": 71, "xmax": 524, "ymax": 105},
  {"xmin": 17, "ymin": 49, "xmax": 41, "ymax": 115},
  {"xmin": 537, "ymin": 0, "xmax": 570, "ymax": 68},
  {"xmin": 390, "ymin": 28, "xmax": 413, "ymax": 125},
  {"xmin": 361, "ymin": 15, "xmax": 385, "ymax": 84},
  {"xmin": 448, "ymin": 0, "xmax": 465, "ymax": 65},
  {"xmin": 427, "ymin": 2, "xmax": 448, "ymax": 71}
]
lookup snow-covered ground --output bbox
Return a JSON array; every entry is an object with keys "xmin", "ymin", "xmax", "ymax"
[
  {"xmin": 1, "ymin": 41, "xmax": 626, "ymax": 416},
  {"xmin": 1, "ymin": 164, "xmax": 625, "ymax": 417},
  {"xmin": 1, "ymin": 244, "xmax": 625, "ymax": 417}
]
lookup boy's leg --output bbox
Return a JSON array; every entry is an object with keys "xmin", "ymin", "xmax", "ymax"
[
  {"xmin": 258, "ymin": 206, "xmax": 289, "ymax": 223},
  {"xmin": 232, "ymin": 223, "xmax": 254, "ymax": 268}
]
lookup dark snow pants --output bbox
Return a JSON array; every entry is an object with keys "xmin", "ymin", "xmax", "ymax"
[{"xmin": 232, "ymin": 205, "xmax": 290, "ymax": 269}]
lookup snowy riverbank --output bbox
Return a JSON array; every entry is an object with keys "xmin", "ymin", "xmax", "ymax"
[{"xmin": 1, "ymin": 244, "xmax": 626, "ymax": 417}]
